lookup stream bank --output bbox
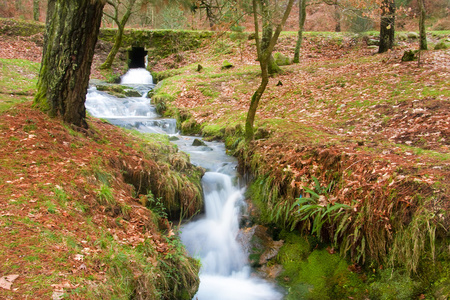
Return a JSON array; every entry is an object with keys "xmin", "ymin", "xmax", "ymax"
[{"xmin": 147, "ymin": 41, "xmax": 449, "ymax": 298}]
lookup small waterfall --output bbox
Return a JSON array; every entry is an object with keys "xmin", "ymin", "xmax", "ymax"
[
  {"xmin": 180, "ymin": 173, "xmax": 282, "ymax": 300},
  {"xmin": 120, "ymin": 68, "xmax": 153, "ymax": 85},
  {"xmin": 85, "ymin": 68, "xmax": 282, "ymax": 300}
]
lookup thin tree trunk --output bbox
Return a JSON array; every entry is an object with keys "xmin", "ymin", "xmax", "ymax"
[
  {"xmin": 418, "ymin": 0, "xmax": 427, "ymax": 50},
  {"xmin": 245, "ymin": 0, "xmax": 295, "ymax": 141},
  {"xmin": 293, "ymin": 0, "xmax": 306, "ymax": 63},
  {"xmin": 334, "ymin": 4, "xmax": 341, "ymax": 32},
  {"xmin": 260, "ymin": 0, "xmax": 280, "ymax": 75},
  {"xmin": 100, "ymin": 24, "xmax": 125, "ymax": 69},
  {"xmin": 100, "ymin": 0, "xmax": 136, "ymax": 69},
  {"xmin": 33, "ymin": 0, "xmax": 40, "ymax": 21},
  {"xmin": 378, "ymin": 0, "xmax": 395, "ymax": 53},
  {"xmin": 245, "ymin": 61, "xmax": 269, "ymax": 141},
  {"xmin": 34, "ymin": 0, "xmax": 105, "ymax": 128}
]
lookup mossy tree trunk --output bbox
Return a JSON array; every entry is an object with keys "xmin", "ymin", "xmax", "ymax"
[
  {"xmin": 293, "ymin": 0, "xmax": 306, "ymax": 63},
  {"xmin": 418, "ymin": 0, "xmax": 427, "ymax": 50},
  {"xmin": 100, "ymin": 0, "xmax": 137, "ymax": 70},
  {"xmin": 334, "ymin": 3, "xmax": 341, "ymax": 32},
  {"xmin": 33, "ymin": 0, "xmax": 40, "ymax": 21},
  {"xmin": 245, "ymin": 0, "xmax": 295, "ymax": 141},
  {"xmin": 260, "ymin": 0, "xmax": 281, "ymax": 75},
  {"xmin": 34, "ymin": 0, "xmax": 106, "ymax": 128},
  {"xmin": 378, "ymin": 0, "xmax": 395, "ymax": 53}
]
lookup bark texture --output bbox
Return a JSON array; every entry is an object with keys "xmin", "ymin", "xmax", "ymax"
[
  {"xmin": 33, "ymin": 0, "xmax": 40, "ymax": 21},
  {"xmin": 34, "ymin": 0, "xmax": 106, "ymax": 128},
  {"xmin": 418, "ymin": 0, "xmax": 427, "ymax": 50},
  {"xmin": 378, "ymin": 0, "xmax": 395, "ymax": 53},
  {"xmin": 293, "ymin": 0, "xmax": 306, "ymax": 63}
]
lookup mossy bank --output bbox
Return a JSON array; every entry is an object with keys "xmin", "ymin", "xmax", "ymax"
[{"xmin": 147, "ymin": 30, "xmax": 450, "ymax": 299}]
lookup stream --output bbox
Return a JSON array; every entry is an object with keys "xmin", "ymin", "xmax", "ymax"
[{"xmin": 85, "ymin": 68, "xmax": 283, "ymax": 300}]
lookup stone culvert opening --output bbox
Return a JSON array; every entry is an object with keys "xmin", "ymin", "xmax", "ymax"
[{"xmin": 128, "ymin": 47, "xmax": 148, "ymax": 68}]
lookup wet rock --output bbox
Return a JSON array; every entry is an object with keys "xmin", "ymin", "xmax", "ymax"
[
  {"xmin": 192, "ymin": 138, "xmax": 207, "ymax": 146},
  {"xmin": 124, "ymin": 90, "xmax": 141, "ymax": 97},
  {"xmin": 237, "ymin": 225, "xmax": 284, "ymax": 268}
]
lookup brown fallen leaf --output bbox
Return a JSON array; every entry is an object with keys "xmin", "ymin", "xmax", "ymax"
[{"xmin": 0, "ymin": 274, "xmax": 19, "ymax": 290}]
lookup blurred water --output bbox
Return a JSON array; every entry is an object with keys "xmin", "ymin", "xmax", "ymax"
[{"xmin": 85, "ymin": 68, "xmax": 282, "ymax": 300}]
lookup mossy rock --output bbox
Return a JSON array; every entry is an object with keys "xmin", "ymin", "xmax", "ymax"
[
  {"xmin": 397, "ymin": 33, "xmax": 408, "ymax": 41},
  {"xmin": 181, "ymin": 118, "xmax": 201, "ymax": 135},
  {"xmin": 434, "ymin": 41, "xmax": 449, "ymax": 50},
  {"xmin": 151, "ymin": 69, "xmax": 182, "ymax": 84},
  {"xmin": 221, "ymin": 60, "xmax": 234, "ymax": 70},
  {"xmin": 274, "ymin": 52, "xmax": 291, "ymax": 66},
  {"xmin": 401, "ymin": 50, "xmax": 419, "ymax": 62},
  {"xmin": 407, "ymin": 32, "xmax": 419, "ymax": 39},
  {"xmin": 0, "ymin": 18, "xmax": 45, "ymax": 37},
  {"xmin": 96, "ymin": 85, "xmax": 127, "ymax": 98},
  {"xmin": 367, "ymin": 38, "xmax": 380, "ymax": 46},
  {"xmin": 124, "ymin": 90, "xmax": 142, "ymax": 97},
  {"xmin": 192, "ymin": 139, "xmax": 207, "ymax": 147}
]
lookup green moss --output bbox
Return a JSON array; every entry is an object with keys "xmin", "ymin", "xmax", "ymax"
[
  {"xmin": 0, "ymin": 18, "xmax": 45, "ymax": 36},
  {"xmin": 369, "ymin": 269, "xmax": 420, "ymax": 300},
  {"xmin": 274, "ymin": 52, "xmax": 291, "ymax": 66},
  {"xmin": 278, "ymin": 246, "xmax": 365, "ymax": 300},
  {"xmin": 0, "ymin": 59, "xmax": 40, "ymax": 112},
  {"xmin": 98, "ymin": 28, "xmax": 214, "ymax": 61},
  {"xmin": 152, "ymin": 69, "xmax": 183, "ymax": 83}
]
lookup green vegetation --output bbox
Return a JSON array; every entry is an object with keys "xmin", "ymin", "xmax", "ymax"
[{"xmin": 0, "ymin": 58, "xmax": 39, "ymax": 111}]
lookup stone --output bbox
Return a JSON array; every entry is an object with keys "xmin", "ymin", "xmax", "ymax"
[
  {"xmin": 434, "ymin": 41, "xmax": 449, "ymax": 50},
  {"xmin": 192, "ymin": 138, "xmax": 207, "ymax": 146},
  {"xmin": 237, "ymin": 225, "xmax": 283, "ymax": 267},
  {"xmin": 401, "ymin": 50, "xmax": 419, "ymax": 62},
  {"xmin": 274, "ymin": 52, "xmax": 291, "ymax": 66},
  {"xmin": 221, "ymin": 60, "xmax": 233, "ymax": 70},
  {"xmin": 407, "ymin": 32, "xmax": 419, "ymax": 39},
  {"xmin": 367, "ymin": 38, "xmax": 380, "ymax": 46},
  {"xmin": 124, "ymin": 90, "xmax": 141, "ymax": 97}
]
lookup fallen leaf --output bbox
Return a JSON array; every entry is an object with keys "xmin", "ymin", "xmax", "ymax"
[{"xmin": 0, "ymin": 274, "xmax": 19, "ymax": 290}]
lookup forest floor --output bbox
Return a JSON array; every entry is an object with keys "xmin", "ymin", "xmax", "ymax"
[
  {"xmin": 0, "ymin": 23, "xmax": 449, "ymax": 298},
  {"xmin": 0, "ymin": 32, "xmax": 202, "ymax": 299},
  {"xmin": 146, "ymin": 30, "xmax": 449, "ymax": 210}
]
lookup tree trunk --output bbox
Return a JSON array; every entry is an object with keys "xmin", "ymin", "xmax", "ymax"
[
  {"xmin": 245, "ymin": 0, "xmax": 295, "ymax": 141},
  {"xmin": 100, "ymin": 0, "xmax": 136, "ymax": 69},
  {"xmin": 378, "ymin": 0, "xmax": 395, "ymax": 53},
  {"xmin": 418, "ymin": 0, "xmax": 427, "ymax": 50},
  {"xmin": 100, "ymin": 25, "xmax": 124, "ymax": 69},
  {"xmin": 33, "ymin": 0, "xmax": 40, "ymax": 21},
  {"xmin": 260, "ymin": 0, "xmax": 280, "ymax": 75},
  {"xmin": 334, "ymin": 4, "xmax": 341, "ymax": 32},
  {"xmin": 293, "ymin": 0, "xmax": 306, "ymax": 63},
  {"xmin": 34, "ymin": 0, "xmax": 105, "ymax": 128},
  {"xmin": 245, "ymin": 60, "xmax": 269, "ymax": 141}
]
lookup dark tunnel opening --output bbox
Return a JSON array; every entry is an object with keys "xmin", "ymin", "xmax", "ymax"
[{"xmin": 128, "ymin": 47, "xmax": 148, "ymax": 69}]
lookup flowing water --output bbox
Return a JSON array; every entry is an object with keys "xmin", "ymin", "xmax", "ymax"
[{"xmin": 85, "ymin": 68, "xmax": 283, "ymax": 300}]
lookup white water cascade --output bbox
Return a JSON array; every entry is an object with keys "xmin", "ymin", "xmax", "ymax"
[{"xmin": 85, "ymin": 68, "xmax": 283, "ymax": 300}]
